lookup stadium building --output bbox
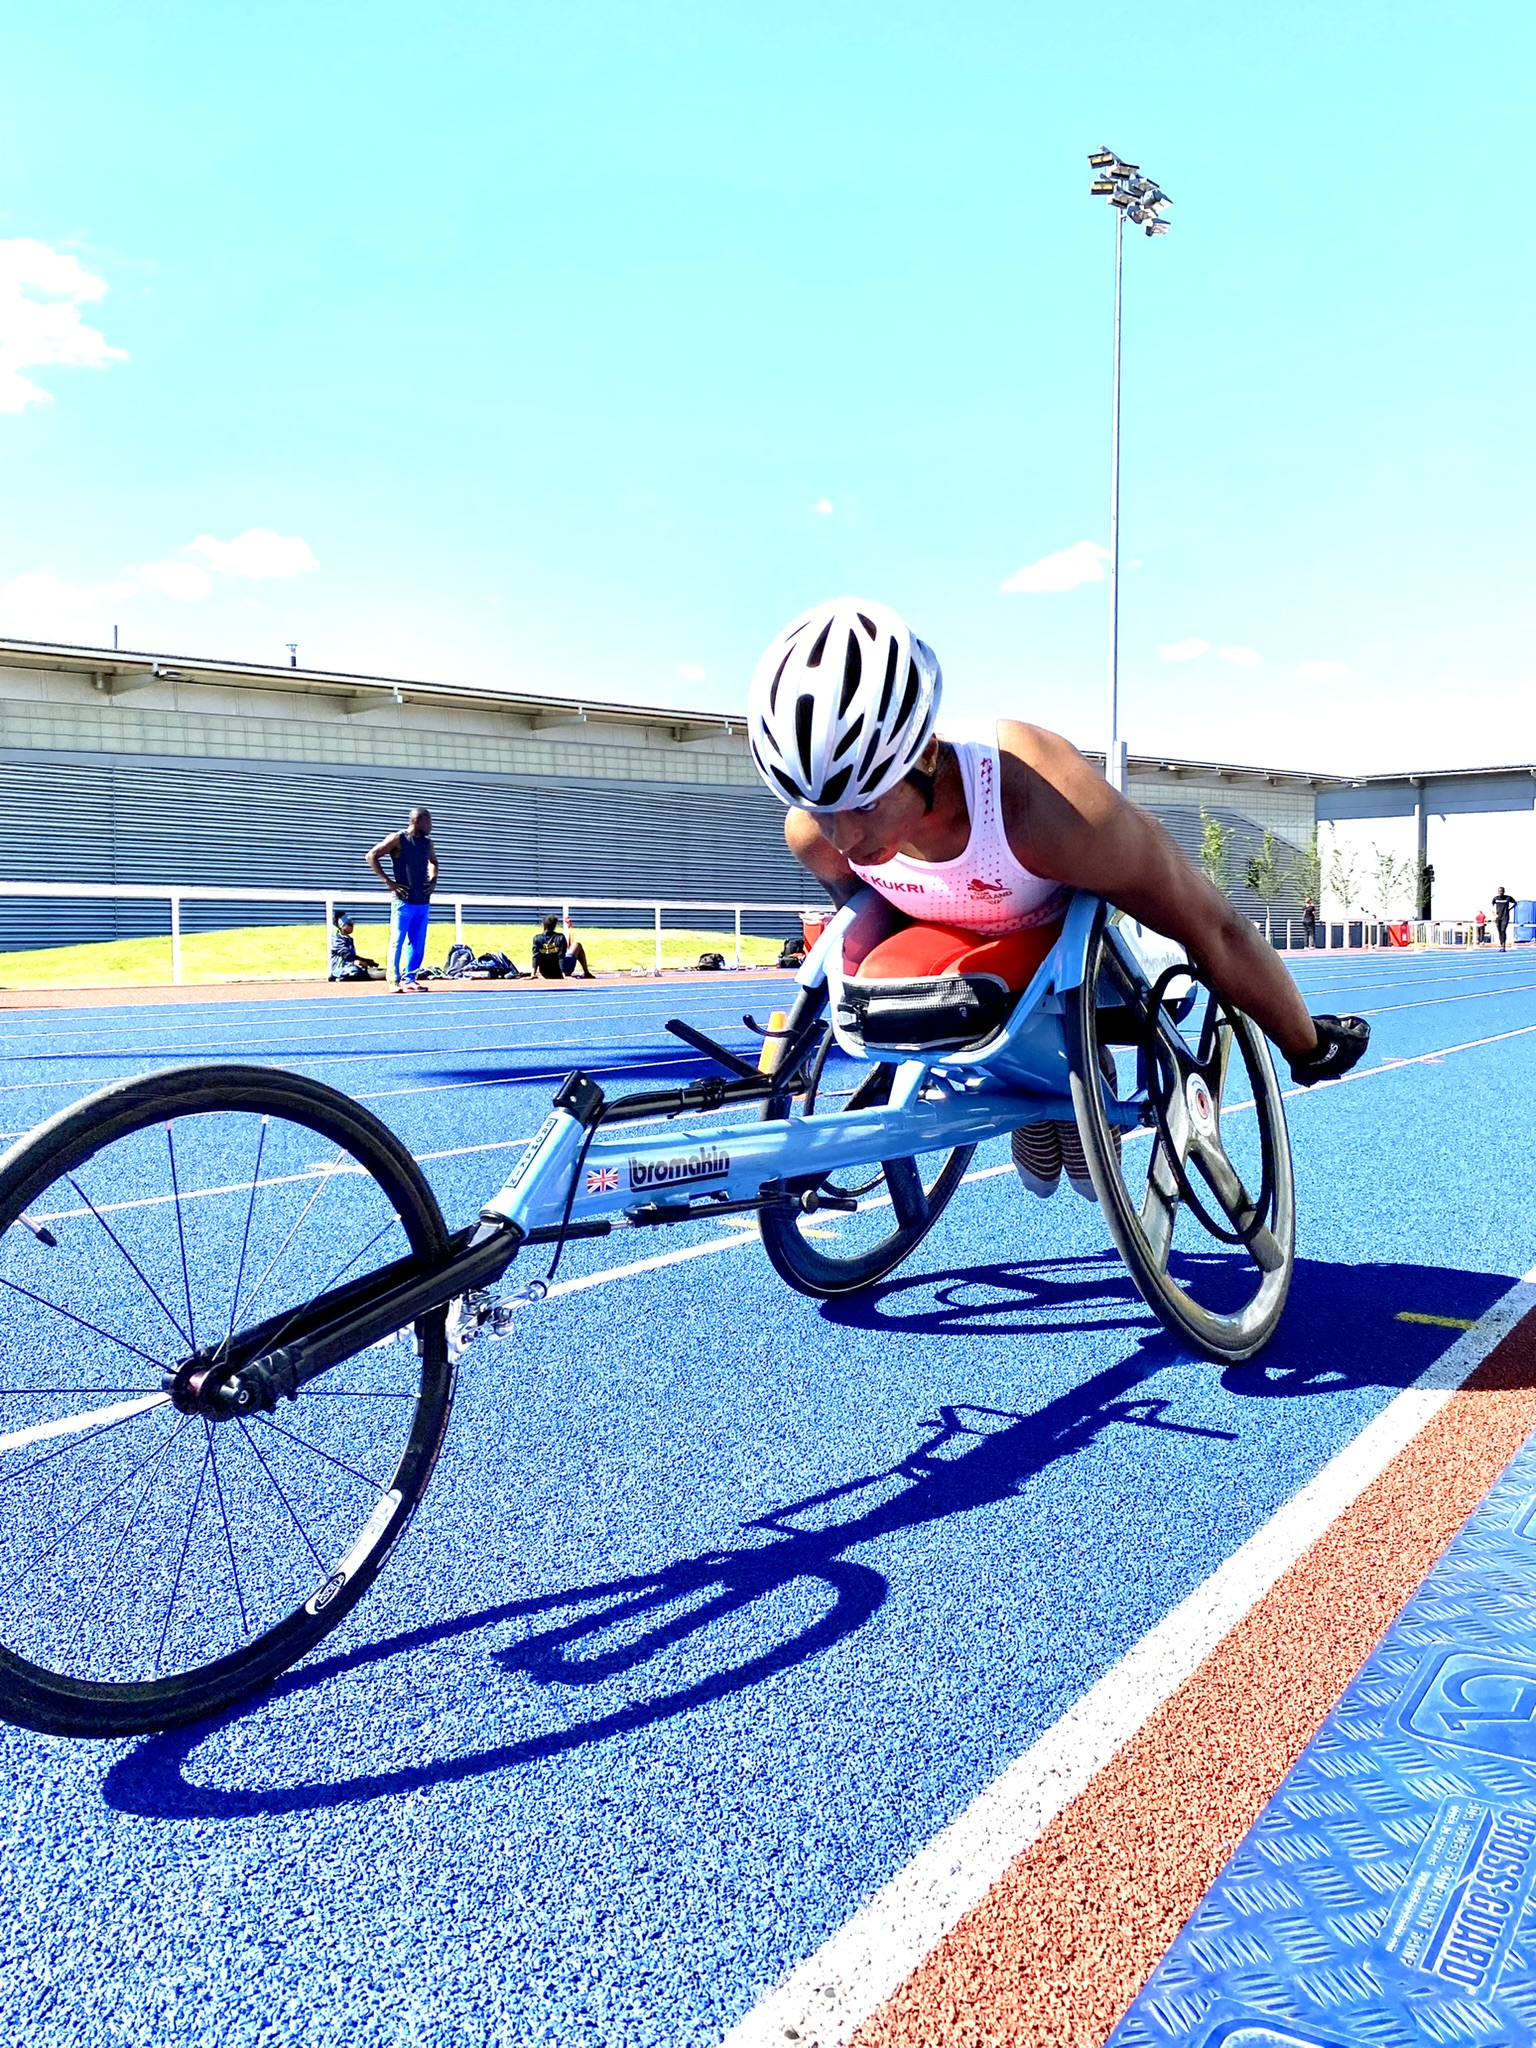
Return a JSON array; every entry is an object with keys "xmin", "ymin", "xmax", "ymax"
[{"xmin": 0, "ymin": 636, "xmax": 1528, "ymax": 948}]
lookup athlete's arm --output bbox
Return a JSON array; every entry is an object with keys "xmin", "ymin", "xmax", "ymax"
[
  {"xmin": 365, "ymin": 832, "xmax": 406, "ymax": 898},
  {"xmin": 995, "ymin": 723, "xmax": 1318, "ymax": 1061}
]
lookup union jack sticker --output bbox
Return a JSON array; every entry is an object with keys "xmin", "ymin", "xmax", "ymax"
[{"xmin": 585, "ymin": 1167, "xmax": 620, "ymax": 1194}]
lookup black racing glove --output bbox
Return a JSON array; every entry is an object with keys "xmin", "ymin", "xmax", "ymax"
[{"xmin": 1287, "ymin": 1013, "xmax": 1371, "ymax": 1087}]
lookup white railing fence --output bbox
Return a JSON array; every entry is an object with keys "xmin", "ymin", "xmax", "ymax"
[
  {"xmin": 1264, "ymin": 916, "xmax": 1528, "ymax": 952},
  {"xmin": 0, "ymin": 883, "xmax": 819, "ymax": 983}
]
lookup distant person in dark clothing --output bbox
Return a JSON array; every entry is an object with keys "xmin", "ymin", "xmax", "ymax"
[
  {"xmin": 1493, "ymin": 886, "xmax": 1517, "ymax": 951},
  {"xmin": 328, "ymin": 913, "xmax": 382, "ymax": 982},
  {"xmin": 1301, "ymin": 896, "xmax": 1318, "ymax": 948},
  {"xmin": 531, "ymin": 914, "xmax": 593, "ymax": 980},
  {"xmin": 366, "ymin": 807, "xmax": 438, "ymax": 992}
]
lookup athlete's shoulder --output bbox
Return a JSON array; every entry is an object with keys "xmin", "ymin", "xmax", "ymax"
[{"xmin": 993, "ymin": 720, "xmax": 1099, "ymax": 798}]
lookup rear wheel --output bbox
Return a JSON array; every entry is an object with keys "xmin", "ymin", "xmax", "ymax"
[
  {"xmin": 0, "ymin": 1065, "xmax": 454, "ymax": 1738},
  {"xmin": 757, "ymin": 1021, "xmax": 975, "ymax": 1298},
  {"xmin": 1067, "ymin": 907, "xmax": 1295, "ymax": 1362}
]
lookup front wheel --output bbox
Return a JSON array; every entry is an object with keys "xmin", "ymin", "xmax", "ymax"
[
  {"xmin": 0, "ymin": 1065, "xmax": 455, "ymax": 1738},
  {"xmin": 757, "ymin": 1014, "xmax": 975, "ymax": 1299},
  {"xmin": 1067, "ymin": 907, "xmax": 1296, "ymax": 1363}
]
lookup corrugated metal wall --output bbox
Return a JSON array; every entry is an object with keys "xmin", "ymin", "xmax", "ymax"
[
  {"xmin": 0, "ymin": 750, "xmax": 812, "ymax": 947},
  {"xmin": 0, "ymin": 751, "xmax": 1311, "ymax": 951}
]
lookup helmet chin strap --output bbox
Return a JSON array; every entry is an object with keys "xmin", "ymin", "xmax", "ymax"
[{"xmin": 902, "ymin": 740, "xmax": 946, "ymax": 815}]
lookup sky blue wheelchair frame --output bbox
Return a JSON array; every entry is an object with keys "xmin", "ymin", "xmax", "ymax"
[{"xmin": 475, "ymin": 887, "xmax": 1296, "ymax": 1366}]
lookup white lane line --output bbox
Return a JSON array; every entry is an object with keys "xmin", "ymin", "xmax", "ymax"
[
  {"xmin": 0, "ymin": 1390, "xmax": 170, "ymax": 1452},
  {"xmin": 719, "ymin": 1268, "xmax": 1536, "ymax": 2048}
]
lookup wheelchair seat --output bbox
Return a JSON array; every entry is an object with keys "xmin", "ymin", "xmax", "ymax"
[{"xmin": 835, "ymin": 918, "xmax": 1064, "ymax": 1054}]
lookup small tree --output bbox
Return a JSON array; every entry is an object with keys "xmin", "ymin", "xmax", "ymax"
[
  {"xmin": 1289, "ymin": 829, "xmax": 1323, "ymax": 913},
  {"xmin": 1325, "ymin": 831, "xmax": 1361, "ymax": 927},
  {"xmin": 1244, "ymin": 829, "xmax": 1287, "ymax": 942},
  {"xmin": 1369, "ymin": 844, "xmax": 1412, "ymax": 925},
  {"xmin": 1199, "ymin": 808, "xmax": 1231, "ymax": 897}
]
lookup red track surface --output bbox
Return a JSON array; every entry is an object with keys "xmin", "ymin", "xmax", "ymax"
[{"xmin": 853, "ymin": 1308, "xmax": 1536, "ymax": 2048}]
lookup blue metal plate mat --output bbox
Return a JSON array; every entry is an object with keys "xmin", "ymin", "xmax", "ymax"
[{"xmin": 1109, "ymin": 1424, "xmax": 1536, "ymax": 2048}]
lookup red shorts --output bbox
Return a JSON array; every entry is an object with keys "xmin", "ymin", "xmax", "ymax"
[{"xmin": 854, "ymin": 917, "xmax": 1065, "ymax": 990}]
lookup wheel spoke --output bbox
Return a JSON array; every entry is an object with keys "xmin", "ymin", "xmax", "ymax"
[
  {"xmin": 62, "ymin": 1415, "xmax": 191, "ymax": 1663},
  {"xmin": 227, "ymin": 1147, "xmax": 349, "ymax": 1334},
  {"xmin": 250, "ymin": 1413, "xmax": 392, "ymax": 1497},
  {"xmin": 156, "ymin": 1433, "xmax": 212, "ymax": 1674},
  {"xmin": 234, "ymin": 1419, "xmax": 327, "ymax": 1572},
  {"xmin": 0, "ymin": 1270, "xmax": 167, "ymax": 1370},
  {"xmin": 207, "ymin": 1426, "xmax": 249, "ymax": 1637},
  {"xmin": 0, "ymin": 1409, "xmax": 182, "ymax": 1607},
  {"xmin": 218, "ymin": 1115, "xmax": 269, "ymax": 1362},
  {"xmin": 165, "ymin": 1122, "xmax": 198, "ymax": 1352},
  {"xmin": 64, "ymin": 1172, "xmax": 192, "ymax": 1351}
]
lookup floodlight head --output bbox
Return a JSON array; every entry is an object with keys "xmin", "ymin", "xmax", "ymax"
[
  {"xmin": 1113, "ymin": 160, "xmax": 1139, "ymax": 178},
  {"xmin": 1109, "ymin": 188, "xmax": 1134, "ymax": 208},
  {"xmin": 1090, "ymin": 176, "xmax": 1116, "ymax": 195},
  {"xmin": 1129, "ymin": 177, "xmax": 1153, "ymax": 199},
  {"xmin": 1146, "ymin": 218, "xmax": 1170, "ymax": 236},
  {"xmin": 1088, "ymin": 147, "xmax": 1117, "ymax": 168}
]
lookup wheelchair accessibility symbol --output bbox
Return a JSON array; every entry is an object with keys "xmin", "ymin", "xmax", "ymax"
[{"xmin": 1400, "ymin": 1650, "xmax": 1536, "ymax": 1763}]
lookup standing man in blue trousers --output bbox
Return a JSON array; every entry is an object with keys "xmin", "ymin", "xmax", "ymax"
[{"xmin": 366, "ymin": 806, "xmax": 439, "ymax": 992}]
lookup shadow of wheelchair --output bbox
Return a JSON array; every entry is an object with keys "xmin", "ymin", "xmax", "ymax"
[{"xmin": 102, "ymin": 1248, "xmax": 1519, "ymax": 1820}]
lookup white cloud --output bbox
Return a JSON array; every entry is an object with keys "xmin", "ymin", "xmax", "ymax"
[
  {"xmin": 185, "ymin": 528, "xmax": 318, "ymax": 579},
  {"xmin": 1218, "ymin": 645, "xmax": 1262, "ymax": 668},
  {"xmin": 811, "ymin": 498, "xmax": 834, "ymax": 516},
  {"xmin": 1295, "ymin": 658, "xmax": 1351, "ymax": 682},
  {"xmin": 1159, "ymin": 636, "xmax": 1211, "ymax": 662},
  {"xmin": 0, "ymin": 570, "xmax": 136, "ymax": 633},
  {"xmin": 1000, "ymin": 540, "xmax": 1109, "ymax": 594},
  {"xmin": 0, "ymin": 238, "xmax": 127, "ymax": 414},
  {"xmin": 677, "ymin": 663, "xmax": 706, "ymax": 682},
  {"xmin": 139, "ymin": 559, "xmax": 213, "ymax": 601}
]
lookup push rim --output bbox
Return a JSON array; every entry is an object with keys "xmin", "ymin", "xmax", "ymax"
[
  {"xmin": 1069, "ymin": 908, "xmax": 1295, "ymax": 1363},
  {"xmin": 0, "ymin": 1064, "xmax": 454, "ymax": 1738}
]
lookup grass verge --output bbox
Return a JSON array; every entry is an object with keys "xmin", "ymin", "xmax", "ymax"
[{"xmin": 0, "ymin": 921, "xmax": 791, "ymax": 989}]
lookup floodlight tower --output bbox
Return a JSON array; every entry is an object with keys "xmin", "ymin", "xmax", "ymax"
[{"xmin": 1087, "ymin": 147, "xmax": 1171, "ymax": 794}]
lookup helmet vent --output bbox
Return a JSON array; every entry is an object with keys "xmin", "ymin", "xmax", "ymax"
[
  {"xmin": 876, "ymin": 638, "xmax": 899, "ymax": 723},
  {"xmin": 805, "ymin": 618, "xmax": 834, "ymax": 668},
  {"xmin": 819, "ymin": 765, "xmax": 852, "ymax": 807},
  {"xmin": 838, "ymin": 630, "xmax": 862, "ymax": 713},
  {"xmin": 894, "ymin": 656, "xmax": 921, "ymax": 736},
  {"xmin": 831, "ymin": 713, "xmax": 864, "ymax": 762},
  {"xmin": 768, "ymin": 648, "xmax": 794, "ymax": 713},
  {"xmin": 794, "ymin": 692, "xmax": 816, "ymax": 779},
  {"xmin": 856, "ymin": 612, "xmax": 877, "ymax": 637}
]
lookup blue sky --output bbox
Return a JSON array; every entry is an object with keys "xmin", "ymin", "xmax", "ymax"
[{"xmin": 1, "ymin": 0, "xmax": 1530, "ymax": 773}]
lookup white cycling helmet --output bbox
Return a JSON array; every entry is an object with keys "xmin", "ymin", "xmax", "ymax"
[{"xmin": 747, "ymin": 596, "xmax": 942, "ymax": 810}]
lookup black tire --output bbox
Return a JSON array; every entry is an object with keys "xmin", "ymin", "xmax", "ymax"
[
  {"xmin": 0, "ymin": 1064, "xmax": 455, "ymax": 1738},
  {"xmin": 757, "ymin": 1010, "xmax": 975, "ymax": 1299},
  {"xmin": 1066, "ymin": 906, "xmax": 1295, "ymax": 1363}
]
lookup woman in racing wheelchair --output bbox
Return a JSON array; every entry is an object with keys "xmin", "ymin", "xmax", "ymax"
[{"xmin": 748, "ymin": 593, "xmax": 1369, "ymax": 1204}]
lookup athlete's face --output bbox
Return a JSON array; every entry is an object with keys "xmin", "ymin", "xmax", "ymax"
[{"xmin": 810, "ymin": 777, "xmax": 927, "ymax": 868}]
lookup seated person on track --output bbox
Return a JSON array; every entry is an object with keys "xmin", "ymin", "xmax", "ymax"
[
  {"xmin": 531, "ymin": 914, "xmax": 594, "ymax": 981},
  {"xmin": 327, "ymin": 912, "xmax": 383, "ymax": 982},
  {"xmin": 747, "ymin": 596, "xmax": 1369, "ymax": 1201}
]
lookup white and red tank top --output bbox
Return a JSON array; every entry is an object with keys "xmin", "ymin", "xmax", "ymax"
[{"xmin": 849, "ymin": 720, "xmax": 1069, "ymax": 935}]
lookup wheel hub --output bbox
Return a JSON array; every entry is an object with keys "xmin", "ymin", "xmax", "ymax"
[{"xmin": 1183, "ymin": 1070, "xmax": 1218, "ymax": 1140}]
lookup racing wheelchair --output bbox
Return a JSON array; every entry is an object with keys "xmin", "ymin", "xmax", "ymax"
[{"xmin": 0, "ymin": 890, "xmax": 1294, "ymax": 1737}]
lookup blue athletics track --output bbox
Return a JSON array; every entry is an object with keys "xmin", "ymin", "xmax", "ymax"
[{"xmin": 2, "ymin": 944, "xmax": 1536, "ymax": 2048}]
